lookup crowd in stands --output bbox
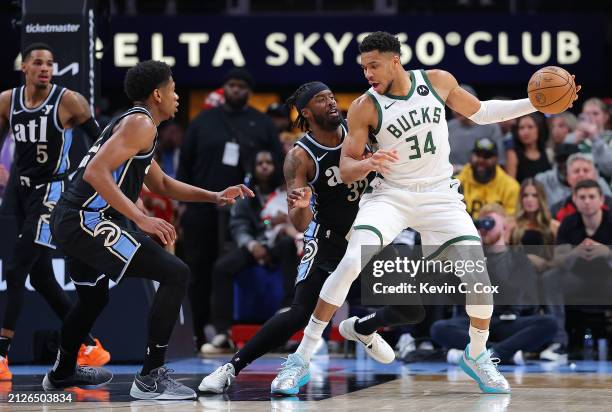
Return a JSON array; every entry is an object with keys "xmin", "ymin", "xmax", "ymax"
[{"xmin": 1, "ymin": 69, "xmax": 611, "ymax": 365}]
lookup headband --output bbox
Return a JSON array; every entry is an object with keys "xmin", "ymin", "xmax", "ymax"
[{"xmin": 296, "ymin": 82, "xmax": 330, "ymax": 111}]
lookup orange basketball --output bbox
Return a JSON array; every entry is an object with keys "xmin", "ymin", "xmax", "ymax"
[{"xmin": 527, "ymin": 66, "xmax": 575, "ymax": 115}]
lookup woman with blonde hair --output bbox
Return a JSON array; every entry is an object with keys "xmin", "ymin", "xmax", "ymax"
[{"xmin": 511, "ymin": 178, "xmax": 559, "ymax": 271}]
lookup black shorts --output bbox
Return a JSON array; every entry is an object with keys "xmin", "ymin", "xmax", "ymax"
[
  {"xmin": 14, "ymin": 178, "xmax": 66, "ymax": 249},
  {"xmin": 50, "ymin": 201, "xmax": 148, "ymax": 285},
  {"xmin": 296, "ymin": 221, "xmax": 347, "ymax": 285}
]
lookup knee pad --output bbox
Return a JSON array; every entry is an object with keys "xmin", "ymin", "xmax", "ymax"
[{"xmin": 465, "ymin": 304, "xmax": 493, "ymax": 319}]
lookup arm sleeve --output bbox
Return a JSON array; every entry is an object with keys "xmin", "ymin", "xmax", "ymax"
[
  {"xmin": 468, "ymin": 99, "xmax": 536, "ymax": 125},
  {"xmin": 76, "ymin": 117, "xmax": 102, "ymax": 148}
]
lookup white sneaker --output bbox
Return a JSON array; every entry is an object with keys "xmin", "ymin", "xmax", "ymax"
[
  {"xmin": 200, "ymin": 334, "xmax": 234, "ymax": 356},
  {"xmin": 540, "ymin": 343, "xmax": 568, "ymax": 363},
  {"xmin": 396, "ymin": 333, "xmax": 416, "ymax": 359},
  {"xmin": 446, "ymin": 348, "xmax": 463, "ymax": 365},
  {"xmin": 339, "ymin": 316, "xmax": 395, "ymax": 364},
  {"xmin": 512, "ymin": 350, "xmax": 525, "ymax": 366},
  {"xmin": 198, "ymin": 363, "xmax": 235, "ymax": 393}
]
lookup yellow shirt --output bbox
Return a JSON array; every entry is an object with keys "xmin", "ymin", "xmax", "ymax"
[{"xmin": 458, "ymin": 165, "xmax": 520, "ymax": 218}]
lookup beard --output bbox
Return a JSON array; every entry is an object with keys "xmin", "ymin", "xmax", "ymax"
[
  {"xmin": 473, "ymin": 166, "xmax": 496, "ymax": 184},
  {"xmin": 225, "ymin": 95, "xmax": 248, "ymax": 110},
  {"xmin": 381, "ymin": 80, "xmax": 393, "ymax": 95},
  {"xmin": 312, "ymin": 111, "xmax": 343, "ymax": 131}
]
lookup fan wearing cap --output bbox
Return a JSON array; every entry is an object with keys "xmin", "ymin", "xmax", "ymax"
[
  {"xmin": 534, "ymin": 143, "xmax": 612, "ymax": 208},
  {"xmin": 457, "ymin": 137, "xmax": 520, "ymax": 218},
  {"xmin": 178, "ymin": 68, "xmax": 283, "ymax": 352}
]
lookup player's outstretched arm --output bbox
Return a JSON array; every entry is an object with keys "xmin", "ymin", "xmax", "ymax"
[
  {"xmin": 144, "ymin": 159, "xmax": 254, "ymax": 205},
  {"xmin": 430, "ymin": 69, "xmax": 579, "ymax": 125},
  {"xmin": 284, "ymin": 146, "xmax": 314, "ymax": 232},
  {"xmin": 340, "ymin": 95, "xmax": 398, "ymax": 183}
]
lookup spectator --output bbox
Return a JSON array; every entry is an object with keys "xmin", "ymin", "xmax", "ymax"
[
  {"xmin": 565, "ymin": 98, "xmax": 612, "ymax": 179},
  {"xmin": 541, "ymin": 179, "xmax": 612, "ymax": 360},
  {"xmin": 549, "ymin": 111, "xmax": 577, "ymax": 148},
  {"xmin": 448, "ymin": 85, "xmax": 504, "ymax": 172},
  {"xmin": 266, "ymin": 102, "xmax": 292, "ymax": 134},
  {"xmin": 203, "ymin": 151, "xmax": 299, "ymax": 354},
  {"xmin": 178, "ymin": 68, "xmax": 283, "ymax": 351},
  {"xmin": 510, "ymin": 113, "xmax": 551, "ymax": 182},
  {"xmin": 510, "ymin": 178, "xmax": 558, "ymax": 271},
  {"xmin": 430, "ymin": 203, "xmax": 557, "ymax": 365},
  {"xmin": 458, "ymin": 137, "xmax": 520, "ymax": 217},
  {"xmin": 278, "ymin": 131, "xmax": 300, "ymax": 156},
  {"xmin": 155, "ymin": 120, "xmax": 183, "ymax": 179},
  {"xmin": 550, "ymin": 153, "xmax": 612, "ymax": 222}
]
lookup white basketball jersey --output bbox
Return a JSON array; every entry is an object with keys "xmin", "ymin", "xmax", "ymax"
[{"xmin": 366, "ymin": 70, "xmax": 452, "ymax": 186}]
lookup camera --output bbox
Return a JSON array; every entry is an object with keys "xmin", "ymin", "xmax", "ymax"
[{"xmin": 474, "ymin": 216, "xmax": 496, "ymax": 231}]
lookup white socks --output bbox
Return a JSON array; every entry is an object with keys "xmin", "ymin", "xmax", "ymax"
[
  {"xmin": 468, "ymin": 325, "xmax": 489, "ymax": 359},
  {"xmin": 296, "ymin": 315, "xmax": 329, "ymax": 363}
]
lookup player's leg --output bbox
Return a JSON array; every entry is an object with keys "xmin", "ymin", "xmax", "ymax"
[
  {"xmin": 273, "ymin": 193, "xmax": 408, "ymax": 395},
  {"xmin": 0, "ymin": 217, "xmax": 44, "ymax": 380},
  {"xmin": 204, "ymin": 246, "xmax": 256, "ymax": 354},
  {"xmin": 122, "ymin": 234, "xmax": 195, "ymax": 400},
  {"xmin": 42, "ymin": 259, "xmax": 113, "ymax": 391},
  {"xmin": 416, "ymin": 185, "xmax": 508, "ymax": 393},
  {"xmin": 27, "ymin": 248, "xmax": 111, "ymax": 367},
  {"xmin": 199, "ymin": 263, "xmax": 328, "ymax": 393}
]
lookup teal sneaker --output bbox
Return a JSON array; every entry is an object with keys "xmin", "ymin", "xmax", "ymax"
[
  {"xmin": 270, "ymin": 353, "xmax": 310, "ymax": 396},
  {"xmin": 459, "ymin": 345, "xmax": 511, "ymax": 394}
]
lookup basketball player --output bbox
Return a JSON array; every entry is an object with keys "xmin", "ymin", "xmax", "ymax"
[
  {"xmin": 273, "ymin": 31, "xmax": 580, "ymax": 395},
  {"xmin": 41, "ymin": 60, "xmax": 253, "ymax": 400},
  {"xmin": 0, "ymin": 43, "xmax": 109, "ymax": 380},
  {"xmin": 199, "ymin": 82, "xmax": 424, "ymax": 394}
]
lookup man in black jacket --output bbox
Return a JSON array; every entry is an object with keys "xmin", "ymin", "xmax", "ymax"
[
  {"xmin": 202, "ymin": 150, "xmax": 298, "ymax": 354},
  {"xmin": 178, "ymin": 69, "xmax": 283, "ymax": 351}
]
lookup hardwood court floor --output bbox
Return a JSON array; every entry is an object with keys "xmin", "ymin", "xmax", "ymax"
[{"xmin": 2, "ymin": 356, "xmax": 612, "ymax": 411}]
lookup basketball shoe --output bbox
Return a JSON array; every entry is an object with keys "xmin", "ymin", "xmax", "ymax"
[
  {"xmin": 339, "ymin": 317, "xmax": 395, "ymax": 363},
  {"xmin": 130, "ymin": 366, "xmax": 196, "ymax": 400},
  {"xmin": 459, "ymin": 345, "xmax": 511, "ymax": 394},
  {"xmin": 198, "ymin": 363, "xmax": 235, "ymax": 393},
  {"xmin": 0, "ymin": 356, "xmax": 12, "ymax": 381},
  {"xmin": 42, "ymin": 366, "xmax": 113, "ymax": 391},
  {"xmin": 77, "ymin": 339, "xmax": 110, "ymax": 367},
  {"xmin": 271, "ymin": 353, "xmax": 310, "ymax": 395}
]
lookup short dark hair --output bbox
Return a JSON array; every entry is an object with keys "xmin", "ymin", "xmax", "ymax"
[
  {"xmin": 359, "ymin": 31, "xmax": 401, "ymax": 55},
  {"xmin": 574, "ymin": 179, "xmax": 602, "ymax": 195},
  {"xmin": 23, "ymin": 42, "xmax": 54, "ymax": 61},
  {"xmin": 124, "ymin": 60, "xmax": 172, "ymax": 102},
  {"xmin": 223, "ymin": 68, "xmax": 254, "ymax": 89}
]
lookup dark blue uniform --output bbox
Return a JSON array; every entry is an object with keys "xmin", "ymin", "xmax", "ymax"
[
  {"xmin": 52, "ymin": 106, "xmax": 157, "ymax": 285},
  {"xmin": 9, "ymin": 84, "xmax": 72, "ymax": 248},
  {"xmin": 294, "ymin": 124, "xmax": 372, "ymax": 283}
]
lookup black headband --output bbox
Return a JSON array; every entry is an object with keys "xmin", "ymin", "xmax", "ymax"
[{"xmin": 296, "ymin": 82, "xmax": 330, "ymax": 112}]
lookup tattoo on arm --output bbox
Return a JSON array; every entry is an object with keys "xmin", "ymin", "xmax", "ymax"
[{"xmin": 284, "ymin": 152, "xmax": 302, "ymax": 189}]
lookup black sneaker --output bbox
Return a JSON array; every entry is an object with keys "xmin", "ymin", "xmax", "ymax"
[
  {"xmin": 42, "ymin": 366, "xmax": 113, "ymax": 391},
  {"xmin": 130, "ymin": 366, "xmax": 196, "ymax": 400}
]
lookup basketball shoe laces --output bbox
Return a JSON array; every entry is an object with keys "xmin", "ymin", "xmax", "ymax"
[
  {"xmin": 154, "ymin": 366, "xmax": 181, "ymax": 389},
  {"xmin": 476, "ymin": 355, "xmax": 504, "ymax": 384},
  {"xmin": 276, "ymin": 356, "xmax": 303, "ymax": 381}
]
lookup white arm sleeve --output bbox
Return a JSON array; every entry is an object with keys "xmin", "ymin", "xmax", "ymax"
[{"xmin": 468, "ymin": 98, "xmax": 537, "ymax": 125}]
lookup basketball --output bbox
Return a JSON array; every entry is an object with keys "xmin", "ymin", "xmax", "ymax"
[{"xmin": 527, "ymin": 66, "xmax": 576, "ymax": 114}]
